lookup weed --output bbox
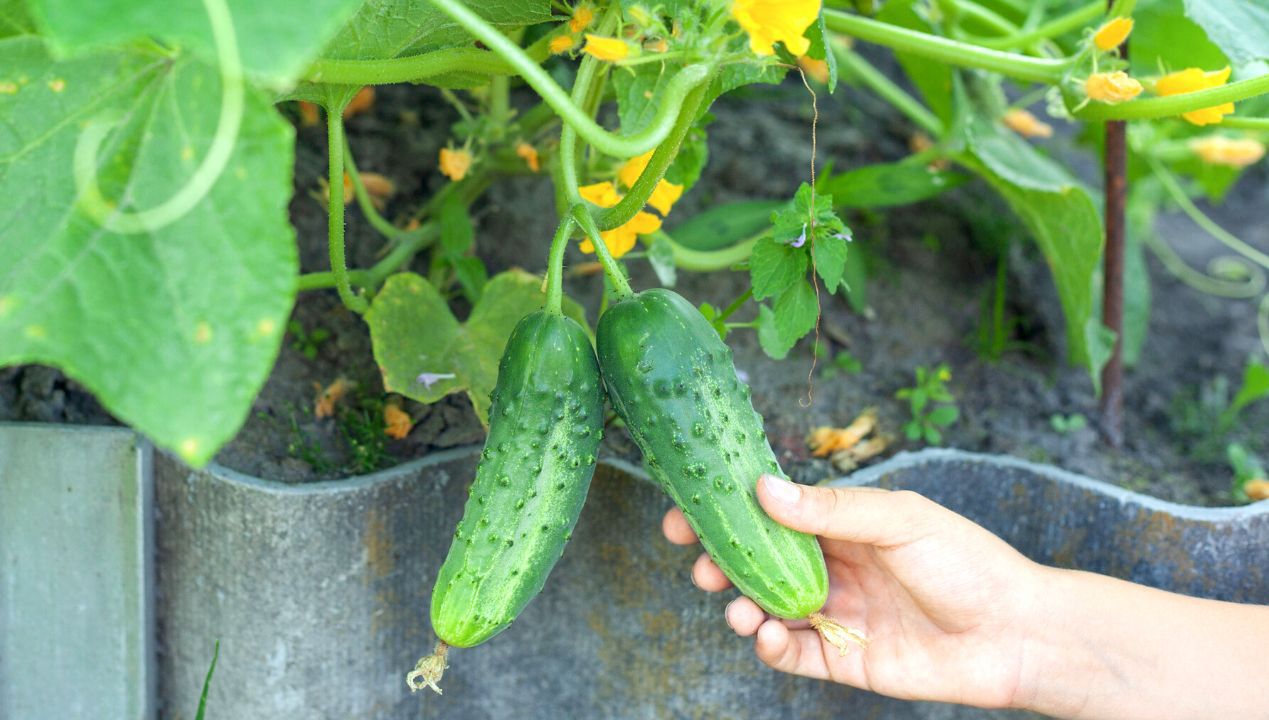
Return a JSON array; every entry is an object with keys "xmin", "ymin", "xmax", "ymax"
[
  {"xmin": 1049, "ymin": 413, "xmax": 1088, "ymax": 434},
  {"xmin": 896, "ymin": 363, "xmax": 959, "ymax": 445},
  {"xmin": 287, "ymin": 319, "xmax": 331, "ymax": 360}
]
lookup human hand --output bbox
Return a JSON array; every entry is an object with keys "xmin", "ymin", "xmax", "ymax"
[{"xmin": 662, "ymin": 474, "xmax": 1045, "ymax": 710}]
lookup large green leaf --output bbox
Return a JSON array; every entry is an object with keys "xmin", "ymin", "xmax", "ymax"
[
  {"xmin": 26, "ymin": 0, "xmax": 366, "ymax": 87},
  {"xmin": 0, "ymin": 0, "xmax": 34, "ymax": 38},
  {"xmin": 1133, "ymin": 0, "xmax": 1230, "ymax": 74},
  {"xmin": 0, "ymin": 36, "xmax": 297, "ymax": 466},
  {"xmin": 1183, "ymin": 0, "xmax": 1269, "ymax": 67},
  {"xmin": 321, "ymin": 0, "xmax": 552, "ymax": 61},
  {"xmin": 959, "ymin": 119, "xmax": 1104, "ymax": 375},
  {"xmin": 365, "ymin": 270, "xmax": 585, "ymax": 425}
]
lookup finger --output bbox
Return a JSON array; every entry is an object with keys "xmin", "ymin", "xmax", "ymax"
[
  {"xmin": 753, "ymin": 620, "xmax": 831, "ymax": 681},
  {"xmin": 662, "ymin": 507, "xmax": 699, "ymax": 546},
  {"xmin": 724, "ymin": 597, "xmax": 766, "ymax": 637},
  {"xmin": 756, "ymin": 475, "xmax": 936, "ymax": 546},
  {"xmin": 691, "ymin": 552, "xmax": 732, "ymax": 592}
]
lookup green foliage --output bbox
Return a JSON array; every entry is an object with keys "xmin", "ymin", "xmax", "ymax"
[
  {"xmin": 669, "ymin": 199, "xmax": 785, "ymax": 251},
  {"xmin": 816, "ymin": 345, "xmax": 862, "ymax": 378},
  {"xmin": 0, "ymin": 35, "xmax": 296, "ymax": 467},
  {"xmin": 896, "ymin": 363, "xmax": 959, "ymax": 445},
  {"xmin": 1171, "ymin": 360, "xmax": 1269, "ymax": 458},
  {"xmin": 195, "ymin": 640, "xmax": 219, "ymax": 720},
  {"xmin": 1227, "ymin": 442, "xmax": 1266, "ymax": 504},
  {"xmin": 1181, "ymin": 0, "xmax": 1269, "ymax": 67},
  {"xmin": 287, "ymin": 320, "xmax": 331, "ymax": 360},
  {"xmin": 817, "ymin": 160, "xmax": 966, "ymax": 209},
  {"xmin": 1049, "ymin": 413, "xmax": 1088, "ymax": 434},
  {"xmin": 365, "ymin": 270, "xmax": 586, "ymax": 425}
]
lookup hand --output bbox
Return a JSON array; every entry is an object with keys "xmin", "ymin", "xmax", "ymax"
[{"xmin": 662, "ymin": 474, "xmax": 1044, "ymax": 710}]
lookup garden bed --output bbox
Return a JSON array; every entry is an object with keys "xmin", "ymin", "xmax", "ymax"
[{"xmin": 3, "ymin": 77, "xmax": 1266, "ymax": 504}]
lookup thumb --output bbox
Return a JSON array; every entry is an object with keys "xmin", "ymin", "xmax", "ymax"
[{"xmin": 756, "ymin": 474, "xmax": 930, "ymax": 547}]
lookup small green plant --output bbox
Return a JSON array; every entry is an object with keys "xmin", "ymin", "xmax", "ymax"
[
  {"xmin": 286, "ymin": 413, "xmax": 336, "ymax": 473},
  {"xmin": 339, "ymin": 396, "xmax": 391, "ymax": 474},
  {"xmin": 815, "ymin": 344, "xmax": 862, "ymax": 378},
  {"xmin": 195, "ymin": 640, "xmax": 220, "ymax": 720},
  {"xmin": 1049, "ymin": 413, "xmax": 1088, "ymax": 434},
  {"xmin": 896, "ymin": 363, "xmax": 959, "ymax": 445},
  {"xmin": 1171, "ymin": 360, "xmax": 1269, "ymax": 458},
  {"xmin": 287, "ymin": 320, "xmax": 331, "ymax": 360},
  {"xmin": 1228, "ymin": 443, "xmax": 1267, "ymax": 504}
]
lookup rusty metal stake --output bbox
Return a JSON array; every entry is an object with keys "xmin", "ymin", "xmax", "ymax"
[{"xmin": 1099, "ymin": 4, "xmax": 1127, "ymax": 447}]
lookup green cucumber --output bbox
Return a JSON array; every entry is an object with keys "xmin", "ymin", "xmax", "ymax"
[
  {"xmin": 411, "ymin": 310, "xmax": 603, "ymax": 692},
  {"xmin": 596, "ymin": 289, "xmax": 828, "ymax": 619}
]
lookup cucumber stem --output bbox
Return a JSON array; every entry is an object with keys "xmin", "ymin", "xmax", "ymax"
[
  {"xmin": 572, "ymin": 204, "xmax": 635, "ymax": 300},
  {"xmin": 808, "ymin": 613, "xmax": 870, "ymax": 656},
  {"xmin": 406, "ymin": 641, "xmax": 449, "ymax": 694},
  {"xmin": 544, "ymin": 214, "xmax": 578, "ymax": 315}
]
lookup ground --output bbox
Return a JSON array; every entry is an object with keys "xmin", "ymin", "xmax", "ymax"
[{"xmin": 3, "ymin": 69, "xmax": 1266, "ymax": 504}]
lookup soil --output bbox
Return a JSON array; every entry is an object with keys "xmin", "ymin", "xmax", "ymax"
[{"xmin": 3, "ymin": 68, "xmax": 1266, "ymax": 503}]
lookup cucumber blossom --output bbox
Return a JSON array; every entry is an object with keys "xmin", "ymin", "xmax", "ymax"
[
  {"xmin": 596, "ymin": 289, "xmax": 828, "ymax": 619},
  {"xmin": 412, "ymin": 311, "xmax": 603, "ymax": 692}
]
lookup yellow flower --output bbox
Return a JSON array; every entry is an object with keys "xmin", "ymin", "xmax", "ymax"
[
  {"xmin": 617, "ymin": 150, "xmax": 653, "ymax": 189},
  {"xmin": 579, "ymin": 181, "xmax": 622, "ymax": 208},
  {"xmin": 516, "ymin": 142, "xmax": 541, "ymax": 172},
  {"xmin": 1155, "ymin": 66, "xmax": 1235, "ymax": 126},
  {"xmin": 797, "ymin": 55, "xmax": 830, "ymax": 84},
  {"xmin": 549, "ymin": 34, "xmax": 576, "ymax": 54},
  {"xmin": 579, "ymin": 212, "xmax": 662, "ymax": 258},
  {"xmin": 1085, "ymin": 71, "xmax": 1143, "ymax": 104},
  {"xmin": 1093, "ymin": 17, "xmax": 1133, "ymax": 51},
  {"xmin": 648, "ymin": 180, "xmax": 683, "ymax": 215},
  {"xmin": 731, "ymin": 0, "xmax": 820, "ymax": 57},
  {"xmin": 1190, "ymin": 135, "xmax": 1265, "ymax": 168},
  {"xmin": 569, "ymin": 4, "xmax": 595, "ymax": 33},
  {"xmin": 438, "ymin": 147, "xmax": 472, "ymax": 181},
  {"xmin": 582, "ymin": 34, "xmax": 630, "ymax": 61},
  {"xmin": 1002, "ymin": 108, "xmax": 1053, "ymax": 139}
]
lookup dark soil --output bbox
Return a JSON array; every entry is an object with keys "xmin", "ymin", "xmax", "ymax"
[{"xmin": 3, "ymin": 73, "xmax": 1266, "ymax": 502}]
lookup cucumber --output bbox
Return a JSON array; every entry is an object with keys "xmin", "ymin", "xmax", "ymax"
[
  {"xmin": 596, "ymin": 289, "xmax": 828, "ymax": 619},
  {"xmin": 412, "ymin": 310, "xmax": 603, "ymax": 692}
]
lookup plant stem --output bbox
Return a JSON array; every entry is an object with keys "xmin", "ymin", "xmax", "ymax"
[
  {"xmin": 823, "ymin": 9, "xmax": 1071, "ymax": 83},
  {"xmin": 326, "ymin": 112, "xmax": 369, "ymax": 314},
  {"xmin": 1151, "ymin": 158, "xmax": 1269, "ymax": 269},
  {"xmin": 558, "ymin": 7, "xmax": 614, "ymax": 205},
  {"xmin": 544, "ymin": 214, "xmax": 578, "ymax": 315},
  {"xmin": 571, "ymin": 204, "xmax": 634, "ymax": 299},
  {"xmin": 717, "ymin": 288, "xmax": 753, "ymax": 322},
  {"xmin": 833, "ymin": 45, "xmax": 943, "ymax": 136},
  {"xmin": 944, "ymin": 0, "xmax": 1019, "ymax": 36},
  {"xmin": 974, "ymin": 1, "xmax": 1103, "ymax": 50},
  {"xmin": 598, "ymin": 84, "xmax": 709, "ymax": 230},
  {"xmin": 1218, "ymin": 116, "xmax": 1269, "ymax": 131},
  {"xmin": 1074, "ymin": 73, "xmax": 1269, "ymax": 121},
  {"xmin": 656, "ymin": 231, "xmax": 760, "ymax": 271},
  {"xmin": 427, "ymin": 0, "xmax": 712, "ymax": 158},
  {"xmin": 304, "ymin": 47, "xmax": 517, "ymax": 85},
  {"xmin": 342, "ymin": 135, "xmax": 404, "ymax": 239}
]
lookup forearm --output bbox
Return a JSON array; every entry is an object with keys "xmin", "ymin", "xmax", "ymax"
[{"xmin": 1016, "ymin": 566, "xmax": 1269, "ymax": 719}]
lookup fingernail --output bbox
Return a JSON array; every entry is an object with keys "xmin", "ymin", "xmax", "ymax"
[
  {"xmin": 761, "ymin": 474, "xmax": 800, "ymax": 504},
  {"xmin": 724, "ymin": 600, "xmax": 737, "ymax": 630}
]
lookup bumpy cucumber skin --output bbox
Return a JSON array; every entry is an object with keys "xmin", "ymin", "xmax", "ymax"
[
  {"xmin": 597, "ymin": 289, "xmax": 829, "ymax": 619},
  {"xmin": 430, "ymin": 311, "xmax": 603, "ymax": 648}
]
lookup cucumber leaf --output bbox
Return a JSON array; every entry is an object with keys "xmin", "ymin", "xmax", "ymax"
[
  {"xmin": 26, "ymin": 0, "xmax": 366, "ymax": 87},
  {"xmin": 0, "ymin": 36, "xmax": 297, "ymax": 467},
  {"xmin": 1182, "ymin": 0, "xmax": 1269, "ymax": 67},
  {"xmin": 366, "ymin": 270, "xmax": 586, "ymax": 425},
  {"xmin": 818, "ymin": 160, "xmax": 965, "ymax": 208}
]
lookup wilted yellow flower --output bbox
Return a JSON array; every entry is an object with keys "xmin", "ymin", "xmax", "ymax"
[
  {"xmin": 314, "ymin": 378, "xmax": 351, "ymax": 419},
  {"xmin": 579, "ymin": 212, "xmax": 662, "ymax": 258},
  {"xmin": 1093, "ymin": 17, "xmax": 1133, "ymax": 51},
  {"xmin": 383, "ymin": 403, "xmax": 413, "ymax": 440},
  {"xmin": 731, "ymin": 0, "xmax": 820, "ymax": 57},
  {"xmin": 1086, "ymin": 71, "xmax": 1143, "ymax": 104},
  {"xmin": 582, "ymin": 34, "xmax": 630, "ymax": 61},
  {"xmin": 797, "ymin": 56, "xmax": 830, "ymax": 84},
  {"xmin": 516, "ymin": 142, "xmax": 541, "ymax": 172},
  {"xmin": 549, "ymin": 34, "xmax": 576, "ymax": 54},
  {"xmin": 438, "ymin": 147, "xmax": 472, "ymax": 181},
  {"xmin": 807, "ymin": 410, "xmax": 877, "ymax": 457},
  {"xmin": 1155, "ymin": 66, "xmax": 1235, "ymax": 126},
  {"xmin": 1190, "ymin": 135, "xmax": 1265, "ymax": 168},
  {"xmin": 569, "ymin": 4, "xmax": 595, "ymax": 33},
  {"xmin": 647, "ymin": 180, "xmax": 683, "ymax": 215},
  {"xmin": 1002, "ymin": 108, "xmax": 1053, "ymax": 138},
  {"xmin": 1246, "ymin": 478, "xmax": 1269, "ymax": 501}
]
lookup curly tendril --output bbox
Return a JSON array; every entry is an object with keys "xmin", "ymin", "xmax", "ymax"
[{"xmin": 73, "ymin": 0, "xmax": 243, "ymax": 235}]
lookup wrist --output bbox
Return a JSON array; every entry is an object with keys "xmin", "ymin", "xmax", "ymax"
[{"xmin": 1010, "ymin": 565, "xmax": 1106, "ymax": 718}]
